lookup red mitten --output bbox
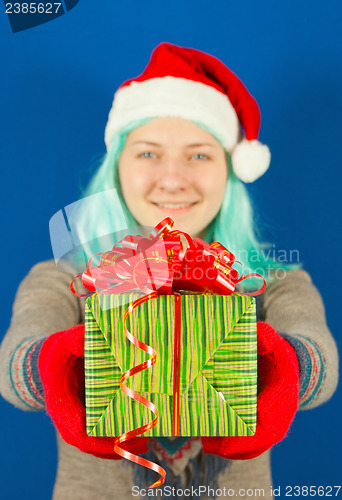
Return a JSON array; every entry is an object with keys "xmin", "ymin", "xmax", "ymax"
[
  {"xmin": 38, "ymin": 324, "xmax": 149, "ymax": 459},
  {"xmin": 201, "ymin": 321, "xmax": 300, "ymax": 459}
]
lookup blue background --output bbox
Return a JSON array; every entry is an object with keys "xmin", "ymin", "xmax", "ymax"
[{"xmin": 0, "ymin": 1, "xmax": 341, "ymax": 498}]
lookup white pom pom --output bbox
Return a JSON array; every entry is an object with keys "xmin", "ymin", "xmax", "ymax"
[{"xmin": 231, "ymin": 139, "xmax": 271, "ymax": 183}]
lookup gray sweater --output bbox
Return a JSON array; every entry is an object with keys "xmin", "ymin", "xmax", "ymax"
[{"xmin": 0, "ymin": 261, "xmax": 339, "ymax": 499}]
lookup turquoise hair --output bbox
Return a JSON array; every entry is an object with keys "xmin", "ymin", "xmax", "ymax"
[{"xmin": 69, "ymin": 117, "xmax": 301, "ymax": 286}]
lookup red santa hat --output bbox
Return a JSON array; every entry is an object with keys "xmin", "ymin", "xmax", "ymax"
[{"xmin": 104, "ymin": 42, "xmax": 271, "ymax": 183}]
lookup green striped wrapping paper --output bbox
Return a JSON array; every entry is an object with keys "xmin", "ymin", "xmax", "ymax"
[{"xmin": 85, "ymin": 293, "xmax": 257, "ymax": 437}]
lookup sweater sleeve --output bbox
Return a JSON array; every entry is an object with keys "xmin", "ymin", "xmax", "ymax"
[
  {"xmin": 260, "ymin": 268, "xmax": 339, "ymax": 410},
  {"xmin": 0, "ymin": 260, "xmax": 83, "ymax": 411}
]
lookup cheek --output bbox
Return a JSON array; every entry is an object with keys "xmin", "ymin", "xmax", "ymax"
[
  {"xmin": 200, "ymin": 168, "xmax": 227, "ymax": 199},
  {"xmin": 118, "ymin": 162, "xmax": 137, "ymax": 192},
  {"xmin": 118, "ymin": 165, "xmax": 151, "ymax": 202}
]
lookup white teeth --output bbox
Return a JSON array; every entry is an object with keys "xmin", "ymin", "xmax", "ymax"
[{"xmin": 154, "ymin": 203, "xmax": 194, "ymax": 208}]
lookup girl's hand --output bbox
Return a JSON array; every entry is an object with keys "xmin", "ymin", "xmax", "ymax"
[
  {"xmin": 38, "ymin": 324, "xmax": 149, "ymax": 459},
  {"xmin": 201, "ymin": 322, "xmax": 300, "ymax": 459}
]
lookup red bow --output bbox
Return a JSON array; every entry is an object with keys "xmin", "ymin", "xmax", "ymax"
[{"xmin": 71, "ymin": 217, "xmax": 266, "ymax": 297}]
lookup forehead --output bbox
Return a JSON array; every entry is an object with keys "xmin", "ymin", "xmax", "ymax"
[{"xmin": 125, "ymin": 117, "xmax": 222, "ymax": 148}]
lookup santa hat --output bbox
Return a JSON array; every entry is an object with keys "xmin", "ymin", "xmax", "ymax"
[{"xmin": 104, "ymin": 42, "xmax": 270, "ymax": 183}]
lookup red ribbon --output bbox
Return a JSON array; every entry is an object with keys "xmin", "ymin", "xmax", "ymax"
[
  {"xmin": 71, "ymin": 217, "xmax": 267, "ymax": 488},
  {"xmin": 71, "ymin": 217, "xmax": 266, "ymax": 298},
  {"xmin": 113, "ymin": 292, "xmax": 166, "ymax": 488}
]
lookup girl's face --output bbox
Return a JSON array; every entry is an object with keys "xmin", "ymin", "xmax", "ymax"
[{"xmin": 118, "ymin": 117, "xmax": 228, "ymax": 238}]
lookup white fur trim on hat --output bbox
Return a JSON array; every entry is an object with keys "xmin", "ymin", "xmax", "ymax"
[
  {"xmin": 104, "ymin": 76, "xmax": 240, "ymax": 152},
  {"xmin": 231, "ymin": 139, "xmax": 271, "ymax": 183}
]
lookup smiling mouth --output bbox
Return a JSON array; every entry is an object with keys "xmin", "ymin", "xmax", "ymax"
[{"xmin": 152, "ymin": 202, "xmax": 198, "ymax": 209}]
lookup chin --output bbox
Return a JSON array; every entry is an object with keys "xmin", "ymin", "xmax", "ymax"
[
  {"xmin": 137, "ymin": 208, "xmax": 206, "ymax": 238},
  {"xmin": 170, "ymin": 221, "xmax": 202, "ymax": 238}
]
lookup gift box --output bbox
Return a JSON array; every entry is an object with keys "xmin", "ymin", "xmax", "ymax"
[{"xmin": 84, "ymin": 291, "xmax": 257, "ymax": 438}]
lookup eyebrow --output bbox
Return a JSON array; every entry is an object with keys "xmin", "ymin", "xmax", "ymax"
[
  {"xmin": 130, "ymin": 141, "xmax": 217, "ymax": 148},
  {"xmin": 131, "ymin": 141, "xmax": 162, "ymax": 147}
]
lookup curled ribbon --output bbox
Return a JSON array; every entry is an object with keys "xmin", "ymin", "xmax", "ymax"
[
  {"xmin": 114, "ymin": 292, "xmax": 166, "ymax": 488},
  {"xmin": 71, "ymin": 217, "xmax": 266, "ymax": 488}
]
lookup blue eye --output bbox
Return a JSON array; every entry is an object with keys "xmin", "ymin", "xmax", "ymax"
[
  {"xmin": 193, "ymin": 153, "xmax": 209, "ymax": 160},
  {"xmin": 140, "ymin": 152, "xmax": 156, "ymax": 158}
]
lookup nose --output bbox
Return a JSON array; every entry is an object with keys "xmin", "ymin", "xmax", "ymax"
[{"xmin": 155, "ymin": 159, "xmax": 190, "ymax": 193}]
